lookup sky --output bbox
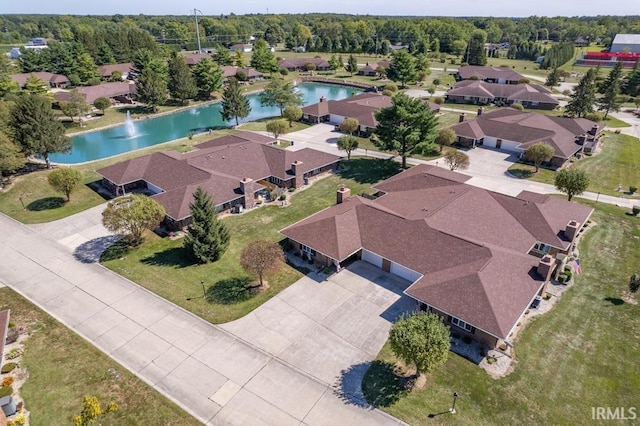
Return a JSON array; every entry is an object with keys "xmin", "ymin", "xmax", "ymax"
[{"xmin": 2, "ymin": 0, "xmax": 636, "ymax": 17}]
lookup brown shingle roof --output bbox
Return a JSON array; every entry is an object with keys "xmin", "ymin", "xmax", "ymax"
[
  {"xmin": 54, "ymin": 82, "xmax": 136, "ymax": 105},
  {"xmin": 281, "ymin": 164, "xmax": 593, "ymax": 339},
  {"xmin": 184, "ymin": 52, "xmax": 213, "ymax": 66},
  {"xmin": 447, "ymin": 80, "xmax": 559, "ymax": 106},
  {"xmin": 457, "ymin": 65, "xmax": 525, "ymax": 83},
  {"xmin": 278, "ymin": 57, "xmax": 331, "ymax": 70},
  {"xmin": 10, "ymin": 72, "xmax": 69, "ymax": 87},
  {"xmin": 97, "ymin": 63, "xmax": 132, "ymax": 78}
]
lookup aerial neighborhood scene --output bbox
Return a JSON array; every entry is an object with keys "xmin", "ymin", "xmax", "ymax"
[{"xmin": 1, "ymin": 0, "xmax": 640, "ymax": 424}]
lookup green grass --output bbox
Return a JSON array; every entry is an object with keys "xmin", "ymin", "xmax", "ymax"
[
  {"xmin": 0, "ymin": 287, "xmax": 199, "ymax": 426},
  {"xmin": 362, "ymin": 201, "xmax": 640, "ymax": 425},
  {"xmin": 507, "ymin": 163, "xmax": 556, "ymax": 184},
  {"xmin": 101, "ymin": 158, "xmax": 402, "ymax": 324},
  {"xmin": 600, "ymin": 115, "xmax": 631, "ymax": 128}
]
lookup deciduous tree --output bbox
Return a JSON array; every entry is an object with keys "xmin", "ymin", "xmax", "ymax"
[
  {"xmin": 524, "ymin": 142, "xmax": 554, "ymax": 172},
  {"xmin": 102, "ymin": 194, "xmax": 165, "ymax": 246},
  {"xmin": 435, "ymin": 127, "xmax": 456, "ymax": 153},
  {"xmin": 283, "ymin": 105, "xmax": 302, "ymax": 127},
  {"xmin": 337, "ymin": 135, "xmax": 359, "ymax": 160},
  {"xmin": 240, "ymin": 239, "xmax": 285, "ymax": 288},
  {"xmin": 444, "ymin": 150, "xmax": 470, "ymax": 171},
  {"xmin": 93, "ymin": 97, "xmax": 111, "ymax": 115},
  {"xmin": 387, "ymin": 50, "xmax": 416, "ymax": 88},
  {"xmin": 47, "ymin": 167, "xmax": 83, "ymax": 201},
  {"xmin": 183, "ymin": 187, "xmax": 230, "ymax": 263},
  {"xmin": 266, "ymin": 119, "xmax": 287, "ymax": 140},
  {"xmin": 389, "ymin": 312, "xmax": 449, "ymax": 379},
  {"xmin": 555, "ymin": 168, "xmax": 589, "ymax": 201},
  {"xmin": 259, "ymin": 78, "xmax": 304, "ymax": 115},
  {"xmin": 0, "ymin": 132, "xmax": 26, "ymax": 175},
  {"xmin": 220, "ymin": 78, "xmax": 251, "ymax": 126},
  {"xmin": 339, "ymin": 117, "xmax": 359, "ymax": 135},
  {"xmin": 344, "ymin": 54, "xmax": 358, "ymax": 76}
]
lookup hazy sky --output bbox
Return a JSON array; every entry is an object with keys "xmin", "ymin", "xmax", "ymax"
[{"xmin": 2, "ymin": 0, "xmax": 635, "ymax": 17}]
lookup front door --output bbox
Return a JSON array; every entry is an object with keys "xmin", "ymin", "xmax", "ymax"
[
  {"xmin": 496, "ymin": 139, "xmax": 502, "ymax": 149},
  {"xmin": 382, "ymin": 258, "xmax": 391, "ymax": 273}
]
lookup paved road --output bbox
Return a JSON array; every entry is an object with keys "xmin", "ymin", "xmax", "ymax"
[{"xmin": 0, "ymin": 213, "xmax": 405, "ymax": 425}]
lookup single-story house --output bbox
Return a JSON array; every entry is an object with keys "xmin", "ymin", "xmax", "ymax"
[
  {"xmin": 221, "ymin": 66, "xmax": 264, "ymax": 82},
  {"xmin": 96, "ymin": 131, "xmax": 342, "ymax": 230},
  {"xmin": 10, "ymin": 72, "xmax": 69, "ymax": 89},
  {"xmin": 97, "ymin": 63, "xmax": 132, "ymax": 80},
  {"xmin": 358, "ymin": 61, "xmax": 390, "ymax": 76},
  {"xmin": 278, "ymin": 57, "xmax": 331, "ymax": 72},
  {"xmin": 456, "ymin": 65, "xmax": 525, "ymax": 85},
  {"xmin": 230, "ymin": 44, "xmax": 253, "ymax": 53},
  {"xmin": 446, "ymin": 80, "xmax": 560, "ymax": 110},
  {"xmin": 184, "ymin": 52, "xmax": 214, "ymax": 66},
  {"xmin": 450, "ymin": 108, "xmax": 601, "ymax": 167},
  {"xmin": 54, "ymin": 82, "xmax": 137, "ymax": 105},
  {"xmin": 281, "ymin": 164, "xmax": 593, "ymax": 349},
  {"xmin": 302, "ymin": 92, "xmax": 440, "ymax": 136}
]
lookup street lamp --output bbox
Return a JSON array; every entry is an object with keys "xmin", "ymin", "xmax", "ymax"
[
  {"xmin": 186, "ymin": 281, "xmax": 206, "ymax": 301},
  {"xmin": 450, "ymin": 392, "xmax": 459, "ymax": 414}
]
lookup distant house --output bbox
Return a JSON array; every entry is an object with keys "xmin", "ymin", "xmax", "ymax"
[
  {"xmin": 184, "ymin": 52, "xmax": 214, "ymax": 66},
  {"xmin": 278, "ymin": 57, "xmax": 330, "ymax": 72},
  {"xmin": 445, "ymin": 80, "xmax": 559, "ymax": 110},
  {"xmin": 230, "ymin": 44, "xmax": 253, "ymax": 53},
  {"xmin": 54, "ymin": 82, "xmax": 136, "ymax": 105},
  {"xmin": 358, "ymin": 61, "xmax": 390, "ymax": 76},
  {"xmin": 10, "ymin": 72, "xmax": 69, "ymax": 89},
  {"xmin": 221, "ymin": 66, "xmax": 264, "ymax": 82},
  {"xmin": 97, "ymin": 63, "xmax": 132, "ymax": 80},
  {"xmin": 8, "ymin": 38, "xmax": 48, "ymax": 59},
  {"xmin": 457, "ymin": 66, "xmax": 525, "ymax": 85},
  {"xmin": 292, "ymin": 46, "xmax": 306, "ymax": 53},
  {"xmin": 281, "ymin": 164, "xmax": 593, "ymax": 349},
  {"xmin": 96, "ymin": 131, "xmax": 341, "ymax": 229},
  {"xmin": 388, "ymin": 42, "xmax": 409, "ymax": 52},
  {"xmin": 450, "ymin": 108, "xmax": 602, "ymax": 167},
  {"xmin": 302, "ymin": 92, "xmax": 439, "ymax": 136},
  {"xmin": 610, "ymin": 34, "xmax": 640, "ymax": 54},
  {"xmin": 8, "ymin": 48, "xmax": 22, "ymax": 59}
]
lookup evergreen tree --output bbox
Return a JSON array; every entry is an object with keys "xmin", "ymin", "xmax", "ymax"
[
  {"xmin": 10, "ymin": 94, "xmax": 71, "ymax": 168},
  {"xmin": 24, "ymin": 74, "xmax": 49, "ymax": 95},
  {"xmin": 220, "ymin": 78, "xmax": 251, "ymax": 126},
  {"xmin": 214, "ymin": 45, "xmax": 233, "ymax": 66},
  {"xmin": 183, "ymin": 187, "xmax": 230, "ymax": 263},
  {"xmin": 344, "ymin": 54, "xmax": 358, "ymax": 76},
  {"xmin": 0, "ymin": 132, "xmax": 26, "ymax": 175},
  {"xmin": 387, "ymin": 50, "xmax": 416, "ymax": 88},
  {"xmin": 623, "ymin": 60, "xmax": 640, "ymax": 97},
  {"xmin": 250, "ymin": 39, "xmax": 277, "ymax": 73},
  {"xmin": 597, "ymin": 60, "xmax": 624, "ymax": 119},
  {"xmin": 167, "ymin": 52, "xmax": 197, "ymax": 104},
  {"xmin": 136, "ymin": 67, "xmax": 168, "ymax": 112},
  {"xmin": 328, "ymin": 55, "xmax": 341, "ymax": 74},
  {"xmin": 96, "ymin": 43, "xmax": 116, "ymax": 66},
  {"xmin": 465, "ymin": 30, "xmax": 487, "ymax": 66},
  {"xmin": 75, "ymin": 52, "xmax": 98, "ymax": 83},
  {"xmin": 234, "ymin": 50, "xmax": 246, "ymax": 67},
  {"xmin": 193, "ymin": 58, "xmax": 223, "ymax": 99},
  {"xmin": 566, "ymin": 68, "xmax": 597, "ymax": 118},
  {"xmin": 545, "ymin": 67, "xmax": 560, "ymax": 87}
]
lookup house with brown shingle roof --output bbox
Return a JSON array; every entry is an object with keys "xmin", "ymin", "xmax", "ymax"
[
  {"xmin": 281, "ymin": 164, "xmax": 593, "ymax": 349},
  {"xmin": 358, "ymin": 61, "xmax": 390, "ymax": 76},
  {"xmin": 96, "ymin": 131, "xmax": 341, "ymax": 229},
  {"xmin": 97, "ymin": 63, "xmax": 132, "ymax": 80},
  {"xmin": 302, "ymin": 92, "xmax": 440, "ymax": 136},
  {"xmin": 450, "ymin": 108, "xmax": 601, "ymax": 167},
  {"xmin": 446, "ymin": 80, "xmax": 560, "ymax": 110},
  {"xmin": 10, "ymin": 72, "xmax": 69, "ymax": 89},
  {"xmin": 54, "ymin": 82, "xmax": 136, "ymax": 105},
  {"xmin": 456, "ymin": 65, "xmax": 525, "ymax": 85},
  {"xmin": 184, "ymin": 52, "xmax": 214, "ymax": 66},
  {"xmin": 278, "ymin": 57, "xmax": 331, "ymax": 72},
  {"xmin": 221, "ymin": 66, "xmax": 264, "ymax": 82}
]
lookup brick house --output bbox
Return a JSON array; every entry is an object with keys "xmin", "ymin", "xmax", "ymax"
[
  {"xmin": 456, "ymin": 65, "xmax": 525, "ymax": 84},
  {"xmin": 446, "ymin": 80, "xmax": 560, "ymax": 110}
]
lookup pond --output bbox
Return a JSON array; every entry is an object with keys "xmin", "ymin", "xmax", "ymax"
[{"xmin": 51, "ymin": 83, "xmax": 362, "ymax": 164}]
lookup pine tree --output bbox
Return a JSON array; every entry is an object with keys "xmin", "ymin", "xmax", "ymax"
[
  {"xmin": 545, "ymin": 67, "xmax": 560, "ymax": 87},
  {"xmin": 183, "ymin": 187, "xmax": 230, "ymax": 264},
  {"xmin": 167, "ymin": 52, "xmax": 197, "ymax": 104},
  {"xmin": 250, "ymin": 39, "xmax": 277, "ymax": 73},
  {"xmin": 623, "ymin": 60, "xmax": 640, "ymax": 97},
  {"xmin": 387, "ymin": 50, "xmax": 416, "ymax": 88},
  {"xmin": 220, "ymin": 78, "xmax": 251, "ymax": 126},
  {"xmin": 597, "ymin": 60, "xmax": 624, "ymax": 119},
  {"xmin": 136, "ymin": 67, "xmax": 168, "ymax": 112},
  {"xmin": 465, "ymin": 31, "xmax": 487, "ymax": 66},
  {"xmin": 193, "ymin": 58, "xmax": 223, "ymax": 99},
  {"xmin": 565, "ymin": 68, "xmax": 597, "ymax": 118}
]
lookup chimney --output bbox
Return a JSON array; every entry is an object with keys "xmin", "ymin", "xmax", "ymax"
[
  {"xmin": 458, "ymin": 113, "xmax": 466, "ymax": 123},
  {"xmin": 565, "ymin": 220, "xmax": 580, "ymax": 243},
  {"xmin": 577, "ymin": 134, "xmax": 586, "ymax": 145},
  {"xmin": 291, "ymin": 161, "xmax": 304, "ymax": 188},
  {"xmin": 589, "ymin": 124, "xmax": 599, "ymax": 136},
  {"xmin": 239, "ymin": 177, "xmax": 255, "ymax": 209},
  {"xmin": 337, "ymin": 186, "xmax": 351, "ymax": 204},
  {"xmin": 477, "ymin": 107, "xmax": 484, "ymax": 116},
  {"xmin": 537, "ymin": 254, "xmax": 555, "ymax": 283}
]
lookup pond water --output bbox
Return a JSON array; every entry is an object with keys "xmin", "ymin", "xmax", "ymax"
[{"xmin": 51, "ymin": 83, "xmax": 362, "ymax": 164}]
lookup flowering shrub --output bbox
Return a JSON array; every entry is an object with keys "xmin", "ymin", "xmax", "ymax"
[{"xmin": 1, "ymin": 376, "xmax": 14, "ymax": 387}]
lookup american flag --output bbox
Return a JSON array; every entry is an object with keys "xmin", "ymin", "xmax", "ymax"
[{"xmin": 572, "ymin": 258, "xmax": 582, "ymax": 275}]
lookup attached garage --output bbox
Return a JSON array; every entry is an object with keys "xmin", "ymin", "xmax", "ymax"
[
  {"xmin": 390, "ymin": 262, "xmax": 422, "ymax": 282},
  {"xmin": 482, "ymin": 136, "xmax": 522, "ymax": 153},
  {"xmin": 361, "ymin": 249, "xmax": 383, "ymax": 268}
]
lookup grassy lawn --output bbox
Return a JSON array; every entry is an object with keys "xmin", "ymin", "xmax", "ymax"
[
  {"xmin": 362, "ymin": 201, "xmax": 640, "ymax": 425},
  {"xmin": 511, "ymin": 132, "xmax": 640, "ymax": 197},
  {"xmin": 100, "ymin": 158, "xmax": 402, "ymax": 324},
  {"xmin": 0, "ymin": 287, "xmax": 199, "ymax": 426},
  {"xmin": 238, "ymin": 118, "xmax": 311, "ymax": 134}
]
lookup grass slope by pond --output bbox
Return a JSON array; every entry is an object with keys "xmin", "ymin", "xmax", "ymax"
[
  {"xmin": 0, "ymin": 287, "xmax": 199, "ymax": 426},
  {"xmin": 100, "ymin": 158, "xmax": 402, "ymax": 324},
  {"xmin": 362, "ymin": 201, "xmax": 640, "ymax": 425}
]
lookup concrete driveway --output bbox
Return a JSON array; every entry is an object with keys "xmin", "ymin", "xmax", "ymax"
[{"xmin": 456, "ymin": 146, "xmax": 518, "ymax": 179}]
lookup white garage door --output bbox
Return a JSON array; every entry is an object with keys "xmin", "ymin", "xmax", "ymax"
[
  {"xmin": 390, "ymin": 262, "xmax": 422, "ymax": 282},
  {"xmin": 362, "ymin": 249, "xmax": 383, "ymax": 268},
  {"xmin": 500, "ymin": 140, "xmax": 521, "ymax": 152}
]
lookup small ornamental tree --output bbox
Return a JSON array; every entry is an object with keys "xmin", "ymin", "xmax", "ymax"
[
  {"xmin": 555, "ymin": 168, "xmax": 590, "ymax": 201},
  {"xmin": 339, "ymin": 117, "xmax": 359, "ymax": 135},
  {"xmin": 337, "ymin": 135, "xmax": 359, "ymax": 160},
  {"xmin": 72, "ymin": 395, "xmax": 118, "ymax": 426},
  {"xmin": 183, "ymin": 187, "xmax": 230, "ymax": 263},
  {"xmin": 389, "ymin": 312, "xmax": 450, "ymax": 379},
  {"xmin": 266, "ymin": 119, "xmax": 287, "ymax": 140},
  {"xmin": 435, "ymin": 127, "xmax": 456, "ymax": 153},
  {"xmin": 102, "ymin": 194, "xmax": 165, "ymax": 246},
  {"xmin": 240, "ymin": 239, "xmax": 285, "ymax": 288},
  {"xmin": 524, "ymin": 142, "xmax": 555, "ymax": 172},
  {"xmin": 47, "ymin": 168, "xmax": 83, "ymax": 201},
  {"xmin": 93, "ymin": 97, "xmax": 111, "ymax": 115},
  {"xmin": 444, "ymin": 150, "xmax": 470, "ymax": 171},
  {"xmin": 283, "ymin": 105, "xmax": 302, "ymax": 127}
]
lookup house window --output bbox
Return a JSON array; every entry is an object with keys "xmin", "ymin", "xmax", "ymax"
[
  {"xmin": 532, "ymin": 242, "xmax": 549, "ymax": 254},
  {"xmin": 301, "ymin": 244, "xmax": 315, "ymax": 259},
  {"xmin": 450, "ymin": 316, "xmax": 474, "ymax": 332}
]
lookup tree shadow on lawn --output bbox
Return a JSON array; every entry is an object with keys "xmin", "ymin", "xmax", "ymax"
[
  {"xmin": 604, "ymin": 297, "xmax": 625, "ymax": 306},
  {"xmin": 339, "ymin": 361, "xmax": 408, "ymax": 408},
  {"xmin": 507, "ymin": 168, "xmax": 534, "ymax": 179},
  {"xmin": 100, "ymin": 239, "xmax": 132, "ymax": 262},
  {"xmin": 339, "ymin": 158, "xmax": 401, "ymax": 184},
  {"xmin": 140, "ymin": 247, "xmax": 194, "ymax": 268},
  {"xmin": 27, "ymin": 197, "xmax": 65, "ymax": 211},
  {"xmin": 205, "ymin": 276, "xmax": 254, "ymax": 305}
]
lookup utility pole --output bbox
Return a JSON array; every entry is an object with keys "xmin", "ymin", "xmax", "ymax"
[{"xmin": 194, "ymin": 8, "xmax": 203, "ymax": 53}]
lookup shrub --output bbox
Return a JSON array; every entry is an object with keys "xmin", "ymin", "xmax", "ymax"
[
  {"xmin": 432, "ymin": 96, "xmax": 444, "ymax": 105},
  {"xmin": 629, "ymin": 186, "xmax": 637, "ymax": 194},
  {"xmin": 5, "ymin": 327, "xmax": 18, "ymax": 344},
  {"xmin": 381, "ymin": 89, "xmax": 394, "ymax": 97},
  {"xmin": 279, "ymin": 194, "xmax": 287, "ymax": 201},
  {"xmin": 0, "ymin": 386, "xmax": 13, "ymax": 398},
  {"xmin": 384, "ymin": 83, "xmax": 398, "ymax": 92},
  {"xmin": 288, "ymin": 187, "xmax": 295, "ymax": 192},
  {"xmin": 8, "ymin": 414, "xmax": 26, "ymax": 426},
  {"xmin": 564, "ymin": 269, "xmax": 573, "ymax": 281},
  {"xmin": 632, "ymin": 205, "xmax": 640, "ymax": 216},
  {"xmin": 585, "ymin": 111, "xmax": 604, "ymax": 122},
  {"xmin": 432, "ymin": 78, "xmax": 441, "ymax": 85},
  {"xmin": 511, "ymin": 103, "xmax": 524, "ymax": 111},
  {"xmin": 1, "ymin": 377, "xmax": 13, "ymax": 387},
  {"xmin": 486, "ymin": 356, "xmax": 497, "ymax": 364},
  {"xmin": 5, "ymin": 348, "xmax": 21, "ymax": 360},
  {"xmin": 1, "ymin": 363, "xmax": 17, "ymax": 374},
  {"xmin": 8, "ymin": 321, "xmax": 15, "ymax": 328}
]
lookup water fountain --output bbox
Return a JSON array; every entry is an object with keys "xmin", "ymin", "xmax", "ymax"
[{"xmin": 124, "ymin": 110, "xmax": 137, "ymax": 138}]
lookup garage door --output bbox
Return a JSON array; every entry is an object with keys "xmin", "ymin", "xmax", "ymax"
[
  {"xmin": 390, "ymin": 262, "xmax": 422, "ymax": 282},
  {"xmin": 362, "ymin": 249, "xmax": 383, "ymax": 268},
  {"xmin": 500, "ymin": 140, "xmax": 521, "ymax": 152}
]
